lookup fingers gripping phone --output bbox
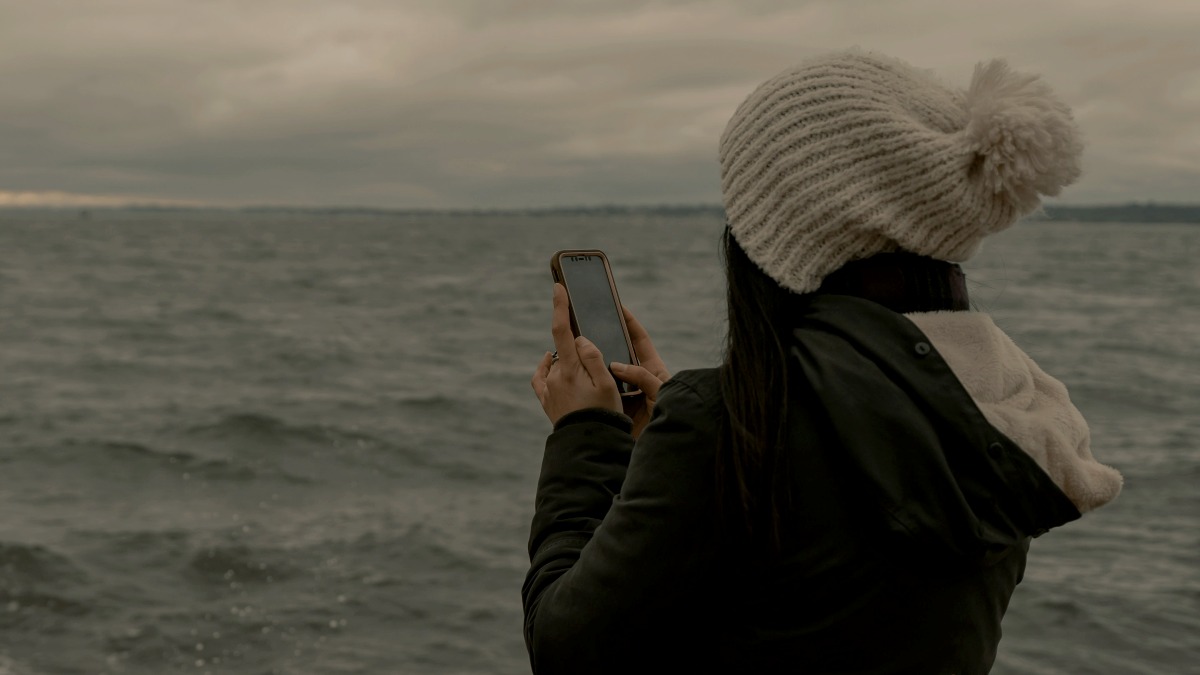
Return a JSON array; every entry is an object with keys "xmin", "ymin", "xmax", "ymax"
[{"xmin": 550, "ymin": 250, "xmax": 641, "ymax": 396}]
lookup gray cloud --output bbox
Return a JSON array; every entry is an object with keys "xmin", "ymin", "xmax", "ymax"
[{"xmin": 1, "ymin": 0, "xmax": 1197, "ymax": 207}]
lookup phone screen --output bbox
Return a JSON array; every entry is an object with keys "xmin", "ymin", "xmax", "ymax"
[{"xmin": 558, "ymin": 254, "xmax": 635, "ymax": 391}]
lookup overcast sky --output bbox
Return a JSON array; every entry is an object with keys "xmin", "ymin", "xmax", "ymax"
[{"xmin": 1, "ymin": 0, "xmax": 1197, "ymax": 208}]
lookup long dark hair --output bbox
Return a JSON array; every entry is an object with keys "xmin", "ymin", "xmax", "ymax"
[{"xmin": 716, "ymin": 227, "xmax": 801, "ymax": 555}]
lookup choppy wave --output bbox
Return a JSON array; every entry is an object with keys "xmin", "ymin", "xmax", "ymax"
[
  {"xmin": 52, "ymin": 437, "xmax": 304, "ymax": 484},
  {"xmin": 0, "ymin": 542, "xmax": 87, "ymax": 587},
  {"xmin": 0, "ymin": 542, "xmax": 92, "ymax": 624},
  {"xmin": 184, "ymin": 412, "xmax": 430, "ymax": 466},
  {"xmin": 188, "ymin": 544, "xmax": 301, "ymax": 585},
  {"xmin": 185, "ymin": 412, "xmax": 330, "ymax": 442}
]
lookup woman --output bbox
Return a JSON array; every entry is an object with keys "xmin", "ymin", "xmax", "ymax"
[{"xmin": 524, "ymin": 49, "xmax": 1122, "ymax": 675}]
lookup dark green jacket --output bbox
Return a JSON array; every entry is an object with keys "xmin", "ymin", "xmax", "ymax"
[{"xmin": 523, "ymin": 294, "xmax": 1081, "ymax": 674}]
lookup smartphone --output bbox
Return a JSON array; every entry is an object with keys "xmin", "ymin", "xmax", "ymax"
[{"xmin": 550, "ymin": 250, "xmax": 641, "ymax": 396}]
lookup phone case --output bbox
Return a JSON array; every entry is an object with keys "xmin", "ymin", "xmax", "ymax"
[{"xmin": 550, "ymin": 249, "xmax": 641, "ymax": 397}]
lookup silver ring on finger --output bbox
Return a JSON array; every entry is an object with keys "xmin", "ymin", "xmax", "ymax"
[{"xmin": 551, "ymin": 350, "xmax": 559, "ymax": 363}]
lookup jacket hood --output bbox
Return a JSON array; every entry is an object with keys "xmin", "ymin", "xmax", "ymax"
[
  {"xmin": 789, "ymin": 295, "xmax": 1095, "ymax": 561},
  {"xmin": 905, "ymin": 311, "xmax": 1123, "ymax": 513}
]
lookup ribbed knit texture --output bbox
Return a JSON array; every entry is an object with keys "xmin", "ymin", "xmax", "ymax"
[{"xmin": 720, "ymin": 49, "xmax": 1083, "ymax": 293}]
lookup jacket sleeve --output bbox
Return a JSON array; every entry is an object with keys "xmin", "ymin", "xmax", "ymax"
[{"xmin": 521, "ymin": 378, "xmax": 720, "ymax": 674}]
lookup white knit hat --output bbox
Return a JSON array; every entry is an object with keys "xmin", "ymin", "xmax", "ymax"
[{"xmin": 720, "ymin": 49, "xmax": 1083, "ymax": 294}]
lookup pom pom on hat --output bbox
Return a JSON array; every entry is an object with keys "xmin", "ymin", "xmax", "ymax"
[
  {"xmin": 963, "ymin": 59, "xmax": 1083, "ymax": 215},
  {"xmin": 719, "ymin": 50, "xmax": 1086, "ymax": 294}
]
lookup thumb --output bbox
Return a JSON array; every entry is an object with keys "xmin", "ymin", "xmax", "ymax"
[{"xmin": 610, "ymin": 362, "xmax": 662, "ymax": 398}]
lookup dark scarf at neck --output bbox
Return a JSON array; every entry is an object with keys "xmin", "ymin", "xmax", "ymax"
[{"xmin": 816, "ymin": 252, "xmax": 969, "ymax": 314}]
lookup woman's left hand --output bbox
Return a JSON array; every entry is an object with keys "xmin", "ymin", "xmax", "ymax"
[
  {"xmin": 609, "ymin": 302, "xmax": 670, "ymax": 439},
  {"xmin": 530, "ymin": 284, "xmax": 622, "ymax": 425}
]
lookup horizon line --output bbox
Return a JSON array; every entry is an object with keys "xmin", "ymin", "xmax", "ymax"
[{"xmin": 3, "ymin": 200, "xmax": 1200, "ymax": 214}]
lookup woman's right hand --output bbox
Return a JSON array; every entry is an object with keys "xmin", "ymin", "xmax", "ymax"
[{"xmin": 610, "ymin": 304, "xmax": 671, "ymax": 439}]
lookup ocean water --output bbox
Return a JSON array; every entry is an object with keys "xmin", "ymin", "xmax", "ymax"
[{"xmin": 0, "ymin": 209, "xmax": 1196, "ymax": 674}]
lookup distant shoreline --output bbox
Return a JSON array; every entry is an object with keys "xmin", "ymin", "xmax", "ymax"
[
  {"xmin": 1026, "ymin": 204, "xmax": 1200, "ymax": 224},
  {"xmin": 2, "ymin": 202, "xmax": 1198, "ymax": 223}
]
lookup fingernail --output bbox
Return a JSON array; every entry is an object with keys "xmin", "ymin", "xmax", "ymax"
[{"xmin": 610, "ymin": 362, "xmax": 626, "ymax": 371}]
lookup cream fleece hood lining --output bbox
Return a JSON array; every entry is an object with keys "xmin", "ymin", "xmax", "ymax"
[{"xmin": 904, "ymin": 311, "xmax": 1123, "ymax": 513}]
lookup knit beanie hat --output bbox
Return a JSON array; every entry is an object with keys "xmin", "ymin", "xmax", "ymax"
[{"xmin": 719, "ymin": 49, "xmax": 1083, "ymax": 294}]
